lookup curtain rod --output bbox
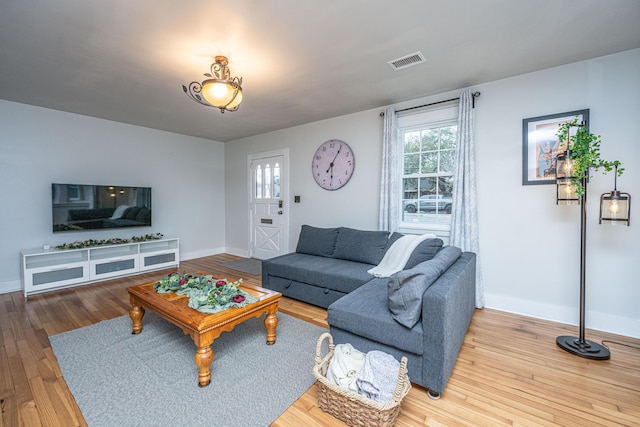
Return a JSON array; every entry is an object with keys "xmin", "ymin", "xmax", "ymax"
[{"xmin": 379, "ymin": 91, "xmax": 481, "ymax": 116}]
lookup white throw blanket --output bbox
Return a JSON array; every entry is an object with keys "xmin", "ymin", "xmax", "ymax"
[
  {"xmin": 326, "ymin": 343, "xmax": 366, "ymax": 392},
  {"xmin": 367, "ymin": 233, "xmax": 436, "ymax": 278}
]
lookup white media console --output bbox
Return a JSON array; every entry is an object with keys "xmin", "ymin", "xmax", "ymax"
[{"xmin": 21, "ymin": 238, "xmax": 179, "ymax": 297}]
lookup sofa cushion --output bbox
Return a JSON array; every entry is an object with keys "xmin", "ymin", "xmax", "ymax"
[
  {"xmin": 385, "ymin": 232, "xmax": 404, "ymax": 253},
  {"xmin": 404, "ymin": 238, "xmax": 444, "ymax": 269},
  {"xmin": 388, "ymin": 246, "xmax": 462, "ymax": 328},
  {"xmin": 333, "ymin": 227, "xmax": 390, "ymax": 265},
  {"xmin": 328, "ymin": 278, "xmax": 424, "ymax": 355},
  {"xmin": 110, "ymin": 205, "xmax": 129, "ymax": 219},
  {"xmin": 295, "ymin": 225, "xmax": 339, "ymax": 257},
  {"xmin": 123, "ymin": 206, "xmax": 141, "ymax": 220},
  {"xmin": 136, "ymin": 207, "xmax": 151, "ymax": 223},
  {"xmin": 263, "ymin": 253, "xmax": 374, "ymax": 294}
]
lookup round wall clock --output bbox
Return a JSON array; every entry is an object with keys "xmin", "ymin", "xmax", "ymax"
[{"xmin": 311, "ymin": 139, "xmax": 355, "ymax": 190}]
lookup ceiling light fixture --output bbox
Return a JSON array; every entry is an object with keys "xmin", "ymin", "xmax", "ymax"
[{"xmin": 182, "ymin": 56, "xmax": 243, "ymax": 113}]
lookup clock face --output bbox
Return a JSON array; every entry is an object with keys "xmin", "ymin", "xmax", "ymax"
[{"xmin": 312, "ymin": 139, "xmax": 355, "ymax": 190}]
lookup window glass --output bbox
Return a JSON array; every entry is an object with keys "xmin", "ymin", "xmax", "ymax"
[
  {"xmin": 273, "ymin": 163, "xmax": 281, "ymax": 199},
  {"xmin": 264, "ymin": 164, "xmax": 272, "ymax": 199},
  {"xmin": 255, "ymin": 165, "xmax": 262, "ymax": 199},
  {"xmin": 398, "ymin": 107, "xmax": 458, "ymax": 231},
  {"xmin": 67, "ymin": 185, "xmax": 80, "ymax": 200}
]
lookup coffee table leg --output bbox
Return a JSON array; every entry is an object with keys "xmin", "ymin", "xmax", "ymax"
[
  {"xmin": 129, "ymin": 303, "xmax": 145, "ymax": 335},
  {"xmin": 264, "ymin": 305, "xmax": 278, "ymax": 345},
  {"xmin": 195, "ymin": 344, "xmax": 213, "ymax": 387}
]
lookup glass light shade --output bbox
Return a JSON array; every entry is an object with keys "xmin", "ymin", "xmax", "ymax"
[
  {"xmin": 556, "ymin": 179, "xmax": 579, "ymax": 205},
  {"xmin": 599, "ymin": 191, "xmax": 630, "ymax": 225},
  {"xmin": 201, "ymin": 80, "xmax": 243, "ymax": 110},
  {"xmin": 555, "ymin": 151, "xmax": 575, "ymax": 180},
  {"xmin": 183, "ymin": 55, "xmax": 243, "ymax": 113},
  {"xmin": 555, "ymin": 149, "xmax": 579, "ymax": 205}
]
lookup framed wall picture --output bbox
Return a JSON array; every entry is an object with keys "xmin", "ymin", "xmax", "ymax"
[{"xmin": 522, "ymin": 109, "xmax": 589, "ymax": 185}]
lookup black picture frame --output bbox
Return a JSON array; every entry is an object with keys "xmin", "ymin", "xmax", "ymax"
[{"xmin": 522, "ymin": 109, "xmax": 589, "ymax": 185}]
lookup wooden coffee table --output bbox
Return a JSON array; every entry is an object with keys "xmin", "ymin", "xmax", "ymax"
[{"xmin": 127, "ymin": 279, "xmax": 281, "ymax": 387}]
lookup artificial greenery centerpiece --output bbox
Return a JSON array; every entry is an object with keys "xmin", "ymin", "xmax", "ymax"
[
  {"xmin": 556, "ymin": 118, "xmax": 624, "ymax": 197},
  {"xmin": 154, "ymin": 272, "xmax": 258, "ymax": 313}
]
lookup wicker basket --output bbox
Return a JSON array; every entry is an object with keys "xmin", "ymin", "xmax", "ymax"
[{"xmin": 312, "ymin": 332, "xmax": 411, "ymax": 427}]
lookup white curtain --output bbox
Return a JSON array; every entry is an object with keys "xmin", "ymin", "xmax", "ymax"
[
  {"xmin": 378, "ymin": 107, "xmax": 400, "ymax": 232},
  {"xmin": 451, "ymin": 90, "xmax": 484, "ymax": 308}
]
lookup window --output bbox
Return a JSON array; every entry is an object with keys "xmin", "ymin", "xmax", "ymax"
[
  {"xmin": 398, "ymin": 106, "xmax": 458, "ymax": 233},
  {"xmin": 67, "ymin": 184, "xmax": 80, "ymax": 201},
  {"xmin": 254, "ymin": 162, "xmax": 281, "ymax": 200}
]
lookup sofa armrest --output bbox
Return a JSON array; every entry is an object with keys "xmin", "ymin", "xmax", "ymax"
[{"xmin": 420, "ymin": 251, "xmax": 476, "ymax": 394}]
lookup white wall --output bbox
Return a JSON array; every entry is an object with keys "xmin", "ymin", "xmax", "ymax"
[
  {"xmin": 225, "ymin": 49, "xmax": 640, "ymax": 338},
  {"xmin": 0, "ymin": 100, "xmax": 227, "ymax": 293},
  {"xmin": 224, "ymin": 111, "xmax": 384, "ymax": 254},
  {"xmin": 476, "ymin": 49, "xmax": 640, "ymax": 338}
]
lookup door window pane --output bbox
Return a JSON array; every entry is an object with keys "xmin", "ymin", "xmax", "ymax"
[
  {"xmin": 273, "ymin": 163, "xmax": 281, "ymax": 199},
  {"xmin": 264, "ymin": 164, "xmax": 272, "ymax": 199},
  {"xmin": 255, "ymin": 165, "xmax": 262, "ymax": 199}
]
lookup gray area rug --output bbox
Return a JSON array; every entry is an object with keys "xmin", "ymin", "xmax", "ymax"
[
  {"xmin": 50, "ymin": 312, "xmax": 326, "ymax": 427},
  {"xmin": 220, "ymin": 258, "xmax": 262, "ymax": 276}
]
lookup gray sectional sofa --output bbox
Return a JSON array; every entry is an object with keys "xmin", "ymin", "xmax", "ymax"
[{"xmin": 261, "ymin": 225, "xmax": 476, "ymax": 397}]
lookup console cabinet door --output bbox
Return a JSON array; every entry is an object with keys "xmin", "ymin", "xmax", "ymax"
[
  {"xmin": 139, "ymin": 239, "xmax": 179, "ymax": 272},
  {"xmin": 24, "ymin": 262, "xmax": 90, "ymax": 294},
  {"xmin": 90, "ymin": 256, "xmax": 139, "ymax": 280}
]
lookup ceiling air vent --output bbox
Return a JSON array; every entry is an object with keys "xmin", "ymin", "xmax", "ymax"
[{"xmin": 387, "ymin": 51, "xmax": 426, "ymax": 71}]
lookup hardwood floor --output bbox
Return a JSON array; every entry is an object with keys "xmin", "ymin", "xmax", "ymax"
[{"xmin": 1, "ymin": 253, "xmax": 638, "ymax": 426}]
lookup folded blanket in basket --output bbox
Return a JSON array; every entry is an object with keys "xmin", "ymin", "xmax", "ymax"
[
  {"xmin": 326, "ymin": 343, "xmax": 366, "ymax": 392},
  {"xmin": 356, "ymin": 350, "xmax": 400, "ymax": 403}
]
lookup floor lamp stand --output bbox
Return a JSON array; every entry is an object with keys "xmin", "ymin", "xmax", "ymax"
[{"xmin": 556, "ymin": 176, "xmax": 610, "ymax": 360}]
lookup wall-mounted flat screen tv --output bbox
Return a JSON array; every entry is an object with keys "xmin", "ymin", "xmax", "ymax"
[{"xmin": 52, "ymin": 183, "xmax": 152, "ymax": 232}]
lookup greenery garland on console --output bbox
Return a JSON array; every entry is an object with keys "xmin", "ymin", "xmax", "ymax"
[
  {"xmin": 154, "ymin": 272, "xmax": 258, "ymax": 314},
  {"xmin": 55, "ymin": 233, "xmax": 164, "ymax": 250}
]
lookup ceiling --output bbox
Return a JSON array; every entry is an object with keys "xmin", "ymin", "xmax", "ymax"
[{"xmin": 1, "ymin": 1, "xmax": 639, "ymax": 143}]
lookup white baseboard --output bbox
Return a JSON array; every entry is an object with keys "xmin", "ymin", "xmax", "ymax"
[
  {"xmin": 180, "ymin": 247, "xmax": 250, "ymax": 260},
  {"xmin": 485, "ymin": 292, "xmax": 639, "ymax": 339},
  {"xmin": 0, "ymin": 279, "xmax": 22, "ymax": 295},
  {"xmin": 223, "ymin": 247, "xmax": 250, "ymax": 258},
  {"xmin": 180, "ymin": 247, "xmax": 226, "ymax": 261}
]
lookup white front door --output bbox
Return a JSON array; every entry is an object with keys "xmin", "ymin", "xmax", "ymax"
[{"xmin": 249, "ymin": 152, "xmax": 288, "ymax": 259}]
